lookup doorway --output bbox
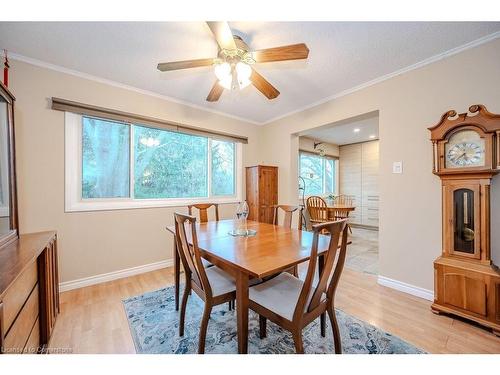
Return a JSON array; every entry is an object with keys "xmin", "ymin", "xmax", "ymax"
[{"xmin": 298, "ymin": 112, "xmax": 379, "ymax": 275}]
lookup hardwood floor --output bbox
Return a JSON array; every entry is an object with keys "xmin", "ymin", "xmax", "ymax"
[{"xmin": 48, "ymin": 266, "xmax": 500, "ymax": 354}]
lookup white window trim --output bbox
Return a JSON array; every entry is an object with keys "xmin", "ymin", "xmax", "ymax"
[{"xmin": 65, "ymin": 112, "xmax": 243, "ymax": 212}]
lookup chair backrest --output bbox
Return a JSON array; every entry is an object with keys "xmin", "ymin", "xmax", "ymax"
[
  {"xmin": 334, "ymin": 195, "xmax": 353, "ymax": 206},
  {"xmin": 306, "ymin": 196, "xmax": 328, "ymax": 222},
  {"xmin": 188, "ymin": 203, "xmax": 219, "ymax": 223},
  {"xmin": 293, "ymin": 219, "xmax": 349, "ymax": 322},
  {"xmin": 273, "ymin": 205, "xmax": 303, "ymax": 229},
  {"xmin": 174, "ymin": 212, "xmax": 213, "ymax": 298}
]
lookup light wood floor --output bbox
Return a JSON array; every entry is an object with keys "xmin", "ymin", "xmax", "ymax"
[{"xmin": 47, "ymin": 266, "xmax": 500, "ymax": 354}]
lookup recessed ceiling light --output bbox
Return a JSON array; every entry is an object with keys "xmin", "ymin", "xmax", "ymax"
[
  {"xmin": 369, "ymin": 135, "xmax": 376, "ymax": 139},
  {"xmin": 353, "ymin": 128, "xmax": 360, "ymax": 133}
]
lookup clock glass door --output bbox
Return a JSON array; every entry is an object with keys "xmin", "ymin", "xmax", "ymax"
[{"xmin": 453, "ymin": 188, "xmax": 475, "ymax": 254}]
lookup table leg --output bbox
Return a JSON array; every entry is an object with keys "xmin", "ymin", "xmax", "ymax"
[
  {"xmin": 318, "ymin": 254, "xmax": 326, "ymax": 337},
  {"xmin": 236, "ymin": 271, "xmax": 249, "ymax": 354},
  {"xmin": 173, "ymin": 236, "xmax": 180, "ymax": 311}
]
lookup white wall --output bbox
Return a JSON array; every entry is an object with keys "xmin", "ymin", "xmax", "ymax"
[
  {"xmin": 259, "ymin": 38, "xmax": 500, "ymax": 291},
  {"xmin": 10, "ymin": 59, "xmax": 261, "ymax": 283}
]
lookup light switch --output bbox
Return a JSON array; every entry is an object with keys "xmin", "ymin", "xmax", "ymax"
[{"xmin": 392, "ymin": 161, "xmax": 403, "ymax": 174}]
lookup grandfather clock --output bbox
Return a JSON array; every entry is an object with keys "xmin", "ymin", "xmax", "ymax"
[{"xmin": 429, "ymin": 104, "xmax": 500, "ymax": 336}]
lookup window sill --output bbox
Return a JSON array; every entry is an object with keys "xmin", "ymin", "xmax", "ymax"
[{"xmin": 65, "ymin": 197, "xmax": 242, "ymax": 213}]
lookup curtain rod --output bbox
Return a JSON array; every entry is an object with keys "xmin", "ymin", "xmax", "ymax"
[{"xmin": 51, "ymin": 97, "xmax": 248, "ymax": 144}]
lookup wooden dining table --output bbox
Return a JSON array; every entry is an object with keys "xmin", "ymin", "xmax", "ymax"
[
  {"xmin": 165, "ymin": 219, "xmax": 344, "ymax": 354},
  {"xmin": 325, "ymin": 204, "xmax": 355, "ymax": 220}
]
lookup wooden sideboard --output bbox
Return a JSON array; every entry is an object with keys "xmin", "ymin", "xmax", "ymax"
[{"xmin": 0, "ymin": 231, "xmax": 59, "ymax": 354}]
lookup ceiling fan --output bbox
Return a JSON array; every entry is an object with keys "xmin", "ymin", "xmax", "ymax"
[{"xmin": 156, "ymin": 22, "xmax": 309, "ymax": 102}]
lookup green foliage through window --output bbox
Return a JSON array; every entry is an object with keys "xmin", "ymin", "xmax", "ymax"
[
  {"xmin": 134, "ymin": 125, "xmax": 208, "ymax": 199},
  {"xmin": 211, "ymin": 140, "xmax": 235, "ymax": 196},
  {"xmin": 82, "ymin": 117, "xmax": 130, "ymax": 199},
  {"xmin": 81, "ymin": 117, "xmax": 236, "ymax": 200},
  {"xmin": 299, "ymin": 152, "xmax": 336, "ymax": 196}
]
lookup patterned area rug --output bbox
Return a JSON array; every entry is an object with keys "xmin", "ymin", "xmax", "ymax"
[{"xmin": 123, "ymin": 286, "xmax": 424, "ymax": 354}]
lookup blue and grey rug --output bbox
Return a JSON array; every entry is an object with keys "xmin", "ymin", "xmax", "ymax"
[{"xmin": 123, "ymin": 286, "xmax": 424, "ymax": 354}]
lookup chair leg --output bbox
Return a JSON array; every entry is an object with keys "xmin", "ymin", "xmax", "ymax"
[
  {"xmin": 198, "ymin": 304, "xmax": 213, "ymax": 354},
  {"xmin": 320, "ymin": 313, "xmax": 326, "ymax": 337},
  {"xmin": 291, "ymin": 265, "xmax": 298, "ymax": 277},
  {"xmin": 292, "ymin": 329, "xmax": 304, "ymax": 354},
  {"xmin": 327, "ymin": 305, "xmax": 342, "ymax": 354},
  {"xmin": 179, "ymin": 283, "xmax": 191, "ymax": 337},
  {"xmin": 259, "ymin": 315, "xmax": 267, "ymax": 339},
  {"xmin": 228, "ymin": 301, "xmax": 232, "ymax": 311}
]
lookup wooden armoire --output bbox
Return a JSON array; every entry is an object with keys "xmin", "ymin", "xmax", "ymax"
[{"xmin": 245, "ymin": 165, "xmax": 278, "ymax": 224}]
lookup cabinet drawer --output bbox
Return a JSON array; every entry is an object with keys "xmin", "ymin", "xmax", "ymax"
[
  {"xmin": 3, "ymin": 284, "xmax": 39, "ymax": 353},
  {"xmin": 23, "ymin": 317, "xmax": 40, "ymax": 354},
  {"xmin": 362, "ymin": 206, "xmax": 379, "ymax": 227},
  {"xmin": 362, "ymin": 195, "xmax": 379, "ymax": 208},
  {"xmin": 2, "ymin": 261, "xmax": 38, "ymax": 332}
]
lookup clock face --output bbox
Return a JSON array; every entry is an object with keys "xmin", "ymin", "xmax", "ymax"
[{"xmin": 445, "ymin": 130, "xmax": 485, "ymax": 168}]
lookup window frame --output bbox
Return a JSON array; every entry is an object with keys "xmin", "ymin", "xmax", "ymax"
[
  {"xmin": 65, "ymin": 112, "xmax": 243, "ymax": 212},
  {"xmin": 298, "ymin": 150, "xmax": 339, "ymax": 197}
]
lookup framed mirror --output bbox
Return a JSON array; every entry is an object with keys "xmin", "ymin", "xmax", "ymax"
[{"xmin": 0, "ymin": 81, "xmax": 18, "ymax": 248}]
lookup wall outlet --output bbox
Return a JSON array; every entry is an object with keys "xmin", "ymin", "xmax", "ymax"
[{"xmin": 392, "ymin": 161, "xmax": 403, "ymax": 174}]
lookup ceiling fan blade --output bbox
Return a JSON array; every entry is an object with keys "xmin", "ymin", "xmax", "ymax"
[
  {"xmin": 250, "ymin": 69, "xmax": 280, "ymax": 100},
  {"xmin": 157, "ymin": 58, "xmax": 215, "ymax": 72},
  {"xmin": 253, "ymin": 43, "xmax": 309, "ymax": 63},
  {"xmin": 206, "ymin": 21, "xmax": 237, "ymax": 51},
  {"xmin": 206, "ymin": 81, "xmax": 224, "ymax": 102}
]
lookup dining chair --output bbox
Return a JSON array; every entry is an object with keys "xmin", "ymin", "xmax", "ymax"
[
  {"xmin": 248, "ymin": 219, "xmax": 349, "ymax": 354},
  {"xmin": 331, "ymin": 195, "xmax": 353, "ymax": 233},
  {"xmin": 188, "ymin": 203, "xmax": 219, "ymax": 223},
  {"xmin": 272, "ymin": 205, "xmax": 303, "ymax": 230},
  {"xmin": 174, "ymin": 212, "xmax": 237, "ymax": 354},
  {"xmin": 306, "ymin": 196, "xmax": 329, "ymax": 226},
  {"xmin": 272, "ymin": 205, "xmax": 303, "ymax": 277}
]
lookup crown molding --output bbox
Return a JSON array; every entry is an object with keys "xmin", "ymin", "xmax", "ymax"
[
  {"xmin": 7, "ymin": 30, "xmax": 500, "ymax": 127},
  {"xmin": 261, "ymin": 31, "xmax": 500, "ymax": 125},
  {"xmin": 8, "ymin": 52, "xmax": 261, "ymax": 126}
]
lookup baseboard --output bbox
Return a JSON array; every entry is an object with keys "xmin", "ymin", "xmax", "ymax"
[
  {"xmin": 377, "ymin": 275, "xmax": 434, "ymax": 301},
  {"xmin": 59, "ymin": 259, "xmax": 174, "ymax": 292}
]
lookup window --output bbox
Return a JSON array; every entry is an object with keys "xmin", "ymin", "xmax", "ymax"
[
  {"xmin": 133, "ymin": 125, "xmax": 208, "ymax": 199},
  {"xmin": 65, "ymin": 113, "xmax": 242, "ymax": 211},
  {"xmin": 82, "ymin": 117, "xmax": 130, "ymax": 199},
  {"xmin": 299, "ymin": 151, "xmax": 337, "ymax": 196}
]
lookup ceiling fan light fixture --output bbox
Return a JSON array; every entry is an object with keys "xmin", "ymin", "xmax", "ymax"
[
  {"xmin": 236, "ymin": 62, "xmax": 252, "ymax": 89},
  {"xmin": 214, "ymin": 62, "xmax": 231, "ymax": 81},
  {"xmin": 218, "ymin": 75, "xmax": 232, "ymax": 90}
]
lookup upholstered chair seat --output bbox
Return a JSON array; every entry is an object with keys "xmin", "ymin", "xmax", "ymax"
[
  {"xmin": 204, "ymin": 266, "xmax": 236, "ymax": 297},
  {"xmin": 201, "ymin": 258, "xmax": 212, "ymax": 268},
  {"xmin": 249, "ymin": 272, "xmax": 325, "ymax": 321}
]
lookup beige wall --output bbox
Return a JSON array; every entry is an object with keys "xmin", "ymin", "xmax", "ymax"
[
  {"xmin": 10, "ymin": 60, "xmax": 262, "ymax": 283},
  {"xmin": 298, "ymin": 136, "xmax": 340, "ymax": 157},
  {"xmin": 259, "ymin": 38, "xmax": 500, "ymax": 291},
  {"xmin": 9, "ymin": 38, "xmax": 500, "ymax": 291}
]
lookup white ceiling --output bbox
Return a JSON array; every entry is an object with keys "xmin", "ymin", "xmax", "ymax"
[
  {"xmin": 302, "ymin": 113, "xmax": 379, "ymax": 145},
  {"xmin": 0, "ymin": 22, "xmax": 499, "ymax": 124}
]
